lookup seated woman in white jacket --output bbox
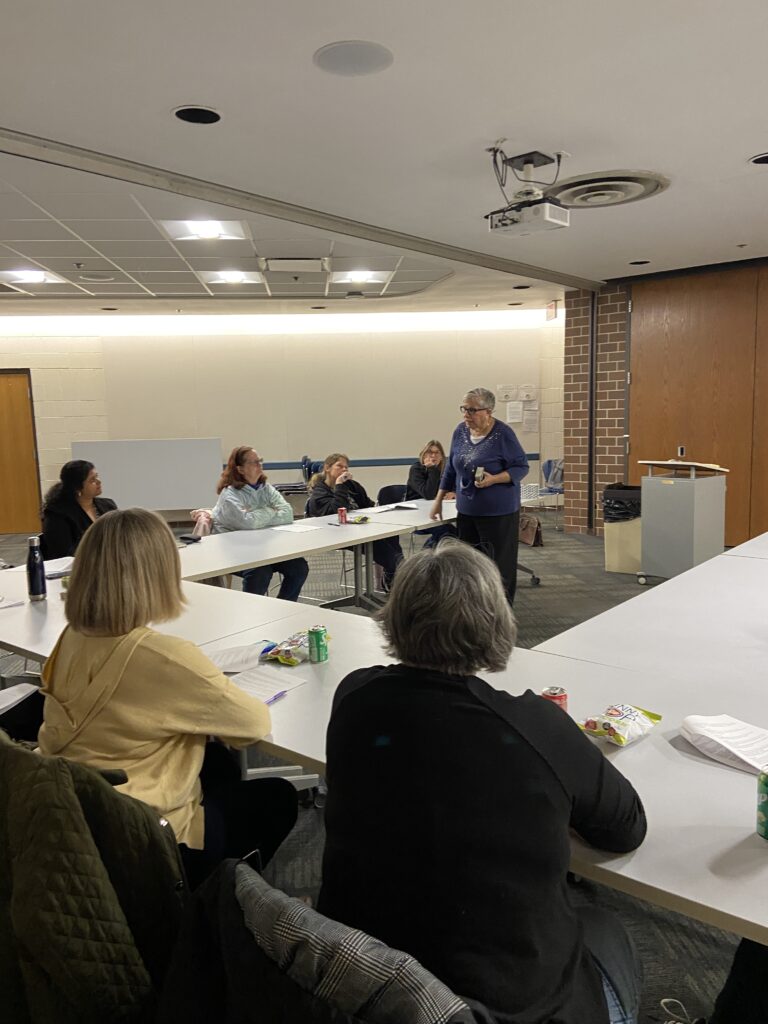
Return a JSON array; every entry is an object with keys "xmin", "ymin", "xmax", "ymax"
[{"xmin": 212, "ymin": 445, "xmax": 309, "ymax": 601}]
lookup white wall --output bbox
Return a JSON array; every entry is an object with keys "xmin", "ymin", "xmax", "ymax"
[{"xmin": 1, "ymin": 321, "xmax": 564, "ymax": 504}]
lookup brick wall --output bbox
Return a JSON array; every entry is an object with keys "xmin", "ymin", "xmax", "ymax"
[{"xmin": 563, "ymin": 284, "xmax": 630, "ymax": 535}]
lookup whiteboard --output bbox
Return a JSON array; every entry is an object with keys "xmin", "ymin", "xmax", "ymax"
[{"xmin": 71, "ymin": 438, "xmax": 223, "ymax": 511}]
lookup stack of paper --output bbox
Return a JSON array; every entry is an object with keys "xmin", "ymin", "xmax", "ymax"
[
  {"xmin": 207, "ymin": 642, "xmax": 272, "ymax": 674},
  {"xmin": 231, "ymin": 668, "xmax": 307, "ymax": 703},
  {"xmin": 680, "ymin": 715, "xmax": 768, "ymax": 774}
]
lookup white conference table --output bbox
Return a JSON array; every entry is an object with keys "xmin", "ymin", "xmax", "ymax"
[
  {"xmin": 537, "ymin": 551, "xmax": 768, "ymax": 688},
  {"xmin": 0, "ymin": 571, "xmax": 302, "ymax": 663},
  {"xmin": 360, "ymin": 498, "xmax": 456, "ymax": 529},
  {"xmin": 201, "ymin": 607, "xmax": 768, "ymax": 943},
  {"xmin": 178, "ymin": 515, "xmax": 415, "ymax": 610},
  {"xmin": 725, "ymin": 533, "xmax": 768, "ymax": 560}
]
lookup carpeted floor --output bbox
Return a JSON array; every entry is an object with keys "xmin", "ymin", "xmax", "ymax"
[{"xmin": 0, "ymin": 515, "xmax": 735, "ymax": 1021}]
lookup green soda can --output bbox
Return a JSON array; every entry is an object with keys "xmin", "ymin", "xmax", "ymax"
[
  {"xmin": 758, "ymin": 773, "xmax": 768, "ymax": 840},
  {"xmin": 308, "ymin": 625, "xmax": 329, "ymax": 664}
]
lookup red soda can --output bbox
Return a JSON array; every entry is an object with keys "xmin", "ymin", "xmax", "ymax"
[
  {"xmin": 337, "ymin": 507, "xmax": 348, "ymax": 524},
  {"xmin": 541, "ymin": 686, "xmax": 568, "ymax": 712}
]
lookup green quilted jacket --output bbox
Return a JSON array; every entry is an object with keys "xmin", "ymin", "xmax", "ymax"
[{"xmin": 0, "ymin": 730, "xmax": 187, "ymax": 1024}]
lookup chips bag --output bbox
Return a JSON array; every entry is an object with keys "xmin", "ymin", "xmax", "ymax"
[{"xmin": 581, "ymin": 703, "xmax": 661, "ymax": 747}]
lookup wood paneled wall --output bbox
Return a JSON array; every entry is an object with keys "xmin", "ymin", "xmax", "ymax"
[{"xmin": 629, "ymin": 267, "xmax": 764, "ymax": 546}]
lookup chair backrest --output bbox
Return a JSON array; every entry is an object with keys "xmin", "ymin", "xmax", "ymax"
[
  {"xmin": 377, "ymin": 483, "xmax": 407, "ymax": 505},
  {"xmin": 542, "ymin": 458, "xmax": 564, "ymax": 490},
  {"xmin": 159, "ymin": 860, "xmax": 485, "ymax": 1024}
]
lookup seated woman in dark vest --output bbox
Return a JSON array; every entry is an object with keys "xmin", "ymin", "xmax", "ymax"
[{"xmin": 41, "ymin": 460, "xmax": 117, "ymax": 559}]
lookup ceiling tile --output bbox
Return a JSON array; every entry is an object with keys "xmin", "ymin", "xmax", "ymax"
[
  {"xmin": 95, "ymin": 240, "xmax": 179, "ymax": 257},
  {"xmin": 253, "ymin": 238, "xmax": 331, "ymax": 259},
  {"xmin": 208, "ymin": 284, "xmax": 269, "ymax": 294},
  {"xmin": 27, "ymin": 195, "xmax": 148, "ymax": 220},
  {"xmin": 172, "ymin": 239, "xmax": 255, "ymax": 258},
  {"xmin": 0, "ymin": 194, "xmax": 51, "ymax": 218},
  {"xmin": 151, "ymin": 282, "xmax": 210, "ymax": 294},
  {"xmin": 268, "ymin": 282, "xmax": 327, "ymax": 295},
  {"xmin": 35, "ymin": 256, "xmax": 118, "ymax": 272},
  {"xmin": 331, "ymin": 258, "xmax": 396, "ymax": 272},
  {"xmin": 5, "ymin": 239, "xmax": 101, "ymax": 258},
  {"xmin": 0, "ymin": 220, "xmax": 76, "ymax": 240},
  {"xmin": 78, "ymin": 282, "xmax": 150, "ymax": 294},
  {"xmin": 62, "ymin": 220, "xmax": 166, "ymax": 240},
  {"xmin": 58, "ymin": 271, "xmax": 132, "ymax": 284},
  {"xmin": 131, "ymin": 271, "xmax": 199, "ymax": 283},
  {"xmin": 185, "ymin": 256, "xmax": 262, "ymax": 271},
  {"xmin": 112, "ymin": 256, "xmax": 190, "ymax": 271}
]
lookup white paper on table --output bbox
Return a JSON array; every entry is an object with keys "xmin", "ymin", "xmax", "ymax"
[
  {"xmin": 506, "ymin": 401, "xmax": 523, "ymax": 423},
  {"xmin": 207, "ymin": 642, "xmax": 274, "ymax": 673},
  {"xmin": 272, "ymin": 523, "xmax": 321, "ymax": 533},
  {"xmin": 372, "ymin": 503, "xmax": 417, "ymax": 513},
  {"xmin": 0, "ymin": 682, "xmax": 39, "ymax": 713},
  {"xmin": 231, "ymin": 667, "xmax": 308, "ymax": 703},
  {"xmin": 680, "ymin": 714, "xmax": 768, "ymax": 774},
  {"xmin": 9, "ymin": 555, "xmax": 74, "ymax": 575}
]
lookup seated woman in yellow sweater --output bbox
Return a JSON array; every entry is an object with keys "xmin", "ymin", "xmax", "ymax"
[{"xmin": 38, "ymin": 508, "xmax": 297, "ymax": 885}]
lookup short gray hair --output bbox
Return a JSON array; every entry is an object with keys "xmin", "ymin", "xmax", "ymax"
[
  {"xmin": 377, "ymin": 539, "xmax": 517, "ymax": 674},
  {"xmin": 463, "ymin": 387, "xmax": 495, "ymax": 411}
]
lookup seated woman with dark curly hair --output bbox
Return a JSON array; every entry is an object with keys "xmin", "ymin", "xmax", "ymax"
[
  {"xmin": 41, "ymin": 460, "xmax": 117, "ymax": 559},
  {"xmin": 319, "ymin": 540, "xmax": 647, "ymax": 1024}
]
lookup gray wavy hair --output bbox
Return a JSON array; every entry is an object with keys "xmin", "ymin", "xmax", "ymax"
[
  {"xmin": 377, "ymin": 539, "xmax": 517, "ymax": 675},
  {"xmin": 463, "ymin": 387, "xmax": 496, "ymax": 411}
]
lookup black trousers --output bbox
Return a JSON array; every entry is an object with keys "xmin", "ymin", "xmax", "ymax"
[
  {"xmin": 457, "ymin": 510, "xmax": 520, "ymax": 605},
  {"xmin": 180, "ymin": 743, "xmax": 298, "ymax": 889},
  {"xmin": 711, "ymin": 939, "xmax": 768, "ymax": 1024}
]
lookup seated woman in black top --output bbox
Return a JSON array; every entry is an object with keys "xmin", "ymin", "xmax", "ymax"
[
  {"xmin": 41, "ymin": 460, "xmax": 117, "ymax": 559},
  {"xmin": 406, "ymin": 439, "xmax": 456, "ymax": 547},
  {"xmin": 318, "ymin": 540, "xmax": 646, "ymax": 1024},
  {"xmin": 306, "ymin": 452, "xmax": 402, "ymax": 589}
]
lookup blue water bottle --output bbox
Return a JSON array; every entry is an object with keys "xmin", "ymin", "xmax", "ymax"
[{"xmin": 26, "ymin": 536, "xmax": 47, "ymax": 602}]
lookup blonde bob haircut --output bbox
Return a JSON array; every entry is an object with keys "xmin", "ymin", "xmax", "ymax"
[
  {"xmin": 377, "ymin": 539, "xmax": 517, "ymax": 675},
  {"xmin": 65, "ymin": 508, "xmax": 186, "ymax": 636}
]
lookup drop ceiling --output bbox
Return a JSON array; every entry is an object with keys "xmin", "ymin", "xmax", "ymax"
[{"xmin": 0, "ymin": 0, "xmax": 766, "ymax": 314}]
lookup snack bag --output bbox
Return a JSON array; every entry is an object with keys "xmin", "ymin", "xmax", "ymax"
[
  {"xmin": 350, "ymin": 514, "xmax": 370, "ymax": 524},
  {"xmin": 582, "ymin": 703, "xmax": 661, "ymax": 747},
  {"xmin": 261, "ymin": 631, "xmax": 310, "ymax": 667}
]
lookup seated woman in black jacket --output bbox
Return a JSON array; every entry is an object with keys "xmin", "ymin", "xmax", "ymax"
[
  {"xmin": 318, "ymin": 540, "xmax": 646, "ymax": 1024},
  {"xmin": 41, "ymin": 460, "xmax": 117, "ymax": 559},
  {"xmin": 306, "ymin": 453, "xmax": 402, "ymax": 590},
  {"xmin": 406, "ymin": 439, "xmax": 456, "ymax": 547}
]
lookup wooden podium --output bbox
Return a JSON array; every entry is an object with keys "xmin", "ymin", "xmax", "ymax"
[{"xmin": 637, "ymin": 460, "xmax": 729, "ymax": 582}]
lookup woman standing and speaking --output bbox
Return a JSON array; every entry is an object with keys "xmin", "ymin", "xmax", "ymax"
[{"xmin": 430, "ymin": 387, "xmax": 528, "ymax": 604}]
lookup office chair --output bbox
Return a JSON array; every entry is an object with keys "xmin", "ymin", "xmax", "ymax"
[
  {"xmin": 377, "ymin": 483, "xmax": 407, "ymax": 505},
  {"xmin": 539, "ymin": 458, "xmax": 565, "ymax": 530}
]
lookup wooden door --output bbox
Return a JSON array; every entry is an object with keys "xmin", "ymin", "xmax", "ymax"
[
  {"xmin": 750, "ymin": 266, "xmax": 768, "ymax": 537},
  {"xmin": 628, "ymin": 270, "xmax": 759, "ymax": 547},
  {"xmin": 0, "ymin": 371, "xmax": 41, "ymax": 534}
]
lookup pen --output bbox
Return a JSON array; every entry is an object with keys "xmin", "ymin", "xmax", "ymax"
[
  {"xmin": 0, "ymin": 601, "xmax": 25, "ymax": 611},
  {"xmin": 266, "ymin": 690, "xmax": 287, "ymax": 706}
]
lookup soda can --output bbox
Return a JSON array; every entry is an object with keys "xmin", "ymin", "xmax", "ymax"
[
  {"xmin": 474, "ymin": 466, "xmax": 485, "ymax": 484},
  {"xmin": 541, "ymin": 686, "xmax": 568, "ymax": 712},
  {"xmin": 308, "ymin": 625, "xmax": 329, "ymax": 663},
  {"xmin": 758, "ymin": 773, "xmax": 768, "ymax": 840},
  {"xmin": 337, "ymin": 507, "xmax": 348, "ymax": 524}
]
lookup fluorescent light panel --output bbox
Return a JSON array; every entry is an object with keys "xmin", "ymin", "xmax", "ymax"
[{"xmin": 160, "ymin": 219, "xmax": 247, "ymax": 240}]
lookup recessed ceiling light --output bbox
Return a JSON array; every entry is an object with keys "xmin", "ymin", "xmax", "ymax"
[
  {"xmin": 749, "ymin": 153, "xmax": 768, "ymax": 165},
  {"xmin": 174, "ymin": 106, "xmax": 221, "ymax": 125},
  {"xmin": 513, "ymin": 285, "xmax": 531, "ymax": 290},
  {"xmin": 101, "ymin": 306, "xmax": 119, "ymax": 311},
  {"xmin": 508, "ymin": 302, "xmax": 524, "ymax": 306},
  {"xmin": 79, "ymin": 273, "xmax": 115, "ymax": 282},
  {"xmin": 628, "ymin": 259, "xmax": 650, "ymax": 266},
  {"xmin": 218, "ymin": 270, "xmax": 246, "ymax": 284},
  {"xmin": 14, "ymin": 270, "xmax": 47, "ymax": 284},
  {"xmin": 311, "ymin": 305, "xmax": 327, "ymax": 310},
  {"xmin": 313, "ymin": 40, "xmax": 394, "ymax": 77},
  {"xmin": 187, "ymin": 220, "xmax": 224, "ymax": 239},
  {"xmin": 347, "ymin": 270, "xmax": 374, "ymax": 283}
]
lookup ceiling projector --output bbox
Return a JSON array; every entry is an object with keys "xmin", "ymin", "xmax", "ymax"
[
  {"xmin": 486, "ymin": 198, "xmax": 570, "ymax": 236},
  {"xmin": 484, "ymin": 147, "xmax": 570, "ymax": 236}
]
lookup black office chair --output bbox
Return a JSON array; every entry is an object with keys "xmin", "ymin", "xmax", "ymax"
[{"xmin": 377, "ymin": 483, "xmax": 407, "ymax": 505}]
